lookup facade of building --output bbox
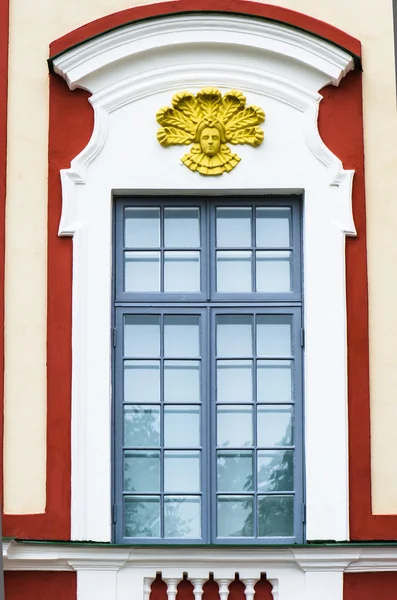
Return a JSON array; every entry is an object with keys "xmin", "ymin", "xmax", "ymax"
[{"xmin": 2, "ymin": 0, "xmax": 397, "ymax": 598}]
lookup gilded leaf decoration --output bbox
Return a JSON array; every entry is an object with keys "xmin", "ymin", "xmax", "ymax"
[
  {"xmin": 217, "ymin": 90, "xmax": 246, "ymax": 123},
  {"xmin": 196, "ymin": 87, "xmax": 222, "ymax": 116},
  {"xmin": 226, "ymin": 106, "xmax": 265, "ymax": 132},
  {"xmin": 156, "ymin": 87, "xmax": 265, "ymax": 175},
  {"xmin": 172, "ymin": 92, "xmax": 203, "ymax": 124},
  {"xmin": 156, "ymin": 107, "xmax": 196, "ymax": 134},
  {"xmin": 228, "ymin": 126, "xmax": 264, "ymax": 146},
  {"xmin": 157, "ymin": 127, "xmax": 194, "ymax": 146}
]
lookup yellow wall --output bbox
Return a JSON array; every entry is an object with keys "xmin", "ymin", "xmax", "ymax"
[{"xmin": 4, "ymin": 0, "xmax": 397, "ymax": 514}]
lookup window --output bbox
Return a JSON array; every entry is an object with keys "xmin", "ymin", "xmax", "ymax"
[{"xmin": 113, "ymin": 197, "xmax": 303, "ymax": 544}]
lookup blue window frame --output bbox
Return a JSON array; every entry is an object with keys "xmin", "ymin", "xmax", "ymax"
[{"xmin": 113, "ymin": 197, "xmax": 303, "ymax": 544}]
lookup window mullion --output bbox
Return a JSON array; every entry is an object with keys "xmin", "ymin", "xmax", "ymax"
[
  {"xmin": 160, "ymin": 312, "xmax": 165, "ymax": 539},
  {"xmin": 202, "ymin": 305, "xmax": 211, "ymax": 544},
  {"xmin": 252, "ymin": 312, "xmax": 258, "ymax": 538},
  {"xmin": 209, "ymin": 305, "xmax": 217, "ymax": 544},
  {"xmin": 252, "ymin": 204, "xmax": 256, "ymax": 293}
]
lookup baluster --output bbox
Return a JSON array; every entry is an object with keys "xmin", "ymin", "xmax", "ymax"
[
  {"xmin": 268, "ymin": 579, "xmax": 279, "ymax": 600},
  {"xmin": 143, "ymin": 577, "xmax": 154, "ymax": 600},
  {"xmin": 189, "ymin": 577, "xmax": 207, "ymax": 600},
  {"xmin": 241, "ymin": 578, "xmax": 256, "ymax": 600},
  {"xmin": 218, "ymin": 578, "xmax": 232, "ymax": 600},
  {"xmin": 191, "ymin": 578, "xmax": 206, "ymax": 600},
  {"xmin": 164, "ymin": 578, "xmax": 180, "ymax": 600}
]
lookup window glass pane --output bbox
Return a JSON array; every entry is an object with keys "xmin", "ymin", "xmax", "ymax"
[
  {"xmin": 164, "ymin": 315, "xmax": 200, "ymax": 357},
  {"xmin": 164, "ymin": 406, "xmax": 201, "ymax": 447},
  {"xmin": 216, "ymin": 315, "xmax": 253, "ymax": 357},
  {"xmin": 257, "ymin": 316, "xmax": 292, "ymax": 357},
  {"xmin": 124, "ymin": 451, "xmax": 160, "ymax": 492},
  {"xmin": 257, "ymin": 450, "xmax": 294, "ymax": 492},
  {"xmin": 164, "ymin": 451, "xmax": 201, "ymax": 492},
  {"xmin": 124, "ymin": 207, "xmax": 160, "ymax": 248},
  {"xmin": 124, "ymin": 360, "xmax": 160, "ymax": 403},
  {"xmin": 124, "ymin": 251, "xmax": 160, "ymax": 292},
  {"xmin": 164, "ymin": 360, "xmax": 200, "ymax": 403},
  {"xmin": 124, "ymin": 496, "xmax": 160, "ymax": 538},
  {"xmin": 217, "ymin": 360, "xmax": 252, "ymax": 403},
  {"xmin": 256, "ymin": 251, "xmax": 291, "ymax": 293},
  {"xmin": 216, "ymin": 251, "xmax": 252, "ymax": 292},
  {"xmin": 164, "ymin": 496, "xmax": 201, "ymax": 538},
  {"xmin": 256, "ymin": 207, "xmax": 291, "ymax": 247},
  {"xmin": 258, "ymin": 496, "xmax": 294, "ymax": 537},
  {"xmin": 164, "ymin": 251, "xmax": 200, "ymax": 292},
  {"xmin": 217, "ymin": 450, "xmax": 253, "ymax": 492},
  {"xmin": 164, "ymin": 207, "xmax": 200, "ymax": 248},
  {"xmin": 124, "ymin": 315, "xmax": 160, "ymax": 357},
  {"xmin": 216, "ymin": 207, "xmax": 252, "ymax": 247},
  {"xmin": 217, "ymin": 496, "xmax": 253, "ymax": 537},
  {"xmin": 257, "ymin": 405, "xmax": 293, "ymax": 447},
  {"xmin": 217, "ymin": 406, "xmax": 253, "ymax": 447},
  {"xmin": 257, "ymin": 360, "xmax": 293, "ymax": 403},
  {"xmin": 124, "ymin": 406, "xmax": 160, "ymax": 447}
]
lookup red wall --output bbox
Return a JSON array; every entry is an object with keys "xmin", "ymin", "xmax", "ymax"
[
  {"xmin": 344, "ymin": 572, "xmax": 397, "ymax": 599},
  {"xmin": 5, "ymin": 567, "xmax": 397, "ymax": 599},
  {"xmin": 4, "ymin": 572, "xmax": 76, "ymax": 600}
]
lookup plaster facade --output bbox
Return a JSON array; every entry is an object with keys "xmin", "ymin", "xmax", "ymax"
[
  {"xmin": 4, "ymin": 0, "xmax": 397, "ymax": 518},
  {"xmin": 2, "ymin": 0, "xmax": 397, "ymax": 598}
]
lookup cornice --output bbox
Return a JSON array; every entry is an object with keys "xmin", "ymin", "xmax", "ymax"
[
  {"xmin": 48, "ymin": 0, "xmax": 362, "ymax": 62},
  {"xmin": 5, "ymin": 542, "xmax": 397, "ymax": 573},
  {"xmin": 52, "ymin": 15, "xmax": 354, "ymax": 93}
]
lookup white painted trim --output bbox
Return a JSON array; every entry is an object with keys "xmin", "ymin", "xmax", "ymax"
[
  {"xmin": 5, "ymin": 541, "xmax": 397, "ymax": 600},
  {"xmin": 7, "ymin": 540, "xmax": 397, "ymax": 572},
  {"xmin": 52, "ymin": 15, "xmax": 353, "ymax": 90},
  {"xmin": 52, "ymin": 14, "xmax": 356, "ymax": 543},
  {"xmin": 305, "ymin": 571, "xmax": 344, "ymax": 600}
]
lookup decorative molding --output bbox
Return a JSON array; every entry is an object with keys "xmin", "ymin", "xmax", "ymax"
[
  {"xmin": 52, "ymin": 15, "xmax": 354, "ymax": 91},
  {"xmin": 91, "ymin": 65, "xmax": 322, "ymax": 113},
  {"xmin": 6, "ymin": 541, "xmax": 397, "ymax": 573},
  {"xmin": 293, "ymin": 550, "xmax": 360, "ymax": 572},
  {"xmin": 52, "ymin": 13, "xmax": 356, "ymax": 543},
  {"xmin": 156, "ymin": 87, "xmax": 265, "ymax": 175}
]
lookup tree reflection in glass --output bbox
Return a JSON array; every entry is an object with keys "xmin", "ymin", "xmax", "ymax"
[{"xmin": 216, "ymin": 414, "xmax": 294, "ymax": 537}]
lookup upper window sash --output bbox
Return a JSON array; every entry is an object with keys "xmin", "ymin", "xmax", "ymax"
[
  {"xmin": 114, "ymin": 197, "xmax": 302, "ymax": 303},
  {"xmin": 209, "ymin": 200, "xmax": 301, "ymax": 301},
  {"xmin": 115, "ymin": 199, "xmax": 208, "ymax": 302}
]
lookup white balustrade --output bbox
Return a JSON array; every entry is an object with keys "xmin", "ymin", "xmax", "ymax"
[{"xmin": 147, "ymin": 572, "xmax": 274, "ymax": 600}]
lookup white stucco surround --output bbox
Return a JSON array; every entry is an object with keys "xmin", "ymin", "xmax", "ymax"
[{"xmin": 52, "ymin": 14, "xmax": 356, "ymax": 543}]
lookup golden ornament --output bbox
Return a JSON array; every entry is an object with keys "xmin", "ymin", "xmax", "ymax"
[{"xmin": 156, "ymin": 88, "xmax": 265, "ymax": 176}]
